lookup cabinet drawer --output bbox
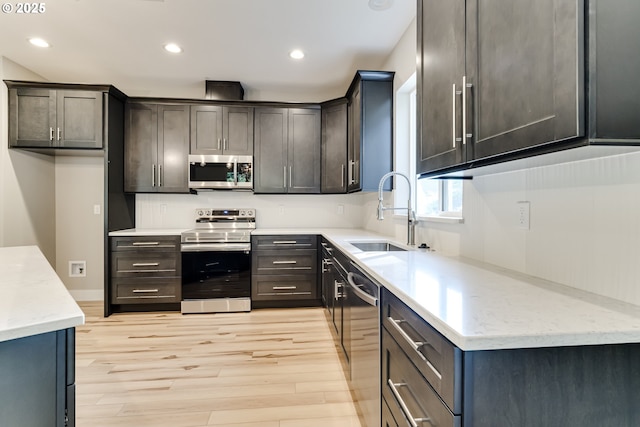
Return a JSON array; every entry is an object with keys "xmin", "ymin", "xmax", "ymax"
[
  {"xmin": 252, "ymin": 250, "xmax": 317, "ymax": 274},
  {"xmin": 252, "ymin": 234, "xmax": 317, "ymax": 250},
  {"xmin": 252, "ymin": 274, "xmax": 317, "ymax": 300},
  {"xmin": 382, "ymin": 289, "xmax": 462, "ymax": 414},
  {"xmin": 111, "ymin": 278, "xmax": 181, "ymax": 304},
  {"xmin": 111, "ymin": 235, "xmax": 180, "ymax": 252},
  {"xmin": 382, "ymin": 328, "xmax": 461, "ymax": 427},
  {"xmin": 382, "ymin": 398, "xmax": 400, "ymax": 427},
  {"xmin": 112, "ymin": 252, "xmax": 178, "ymax": 277}
]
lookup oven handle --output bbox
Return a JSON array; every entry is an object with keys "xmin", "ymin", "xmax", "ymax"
[{"xmin": 181, "ymin": 243, "xmax": 251, "ymax": 252}]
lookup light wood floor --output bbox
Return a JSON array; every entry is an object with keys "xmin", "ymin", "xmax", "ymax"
[{"xmin": 76, "ymin": 302, "xmax": 362, "ymax": 427}]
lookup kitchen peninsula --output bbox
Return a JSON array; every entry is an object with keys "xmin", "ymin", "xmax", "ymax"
[{"xmin": 0, "ymin": 246, "xmax": 84, "ymax": 426}]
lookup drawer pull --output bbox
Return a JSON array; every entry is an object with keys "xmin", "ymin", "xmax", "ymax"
[
  {"xmin": 272, "ymin": 260, "xmax": 297, "ymax": 265},
  {"xmin": 132, "ymin": 262, "xmax": 160, "ymax": 267},
  {"xmin": 272, "ymin": 286, "xmax": 297, "ymax": 290},
  {"xmin": 388, "ymin": 316, "xmax": 442, "ymax": 380},
  {"xmin": 273, "ymin": 240, "xmax": 297, "ymax": 244},
  {"xmin": 387, "ymin": 379, "xmax": 433, "ymax": 427},
  {"xmin": 132, "ymin": 242, "xmax": 160, "ymax": 246},
  {"xmin": 132, "ymin": 289, "xmax": 159, "ymax": 293}
]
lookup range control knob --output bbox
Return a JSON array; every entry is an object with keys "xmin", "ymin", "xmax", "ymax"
[
  {"xmin": 205, "ymin": 210, "xmax": 211, "ymax": 216},
  {"xmin": 246, "ymin": 209, "xmax": 255, "ymax": 217},
  {"xmin": 197, "ymin": 210, "xmax": 204, "ymax": 217},
  {"xmin": 239, "ymin": 210, "xmax": 246, "ymax": 216}
]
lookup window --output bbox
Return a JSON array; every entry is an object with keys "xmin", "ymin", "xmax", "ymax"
[{"xmin": 395, "ymin": 73, "xmax": 463, "ymax": 220}]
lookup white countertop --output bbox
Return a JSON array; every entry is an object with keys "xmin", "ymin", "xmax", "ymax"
[
  {"xmin": 0, "ymin": 246, "xmax": 85, "ymax": 343},
  {"xmin": 109, "ymin": 228, "xmax": 189, "ymax": 236},
  {"xmin": 111, "ymin": 227, "xmax": 640, "ymax": 351},
  {"xmin": 323, "ymin": 231, "xmax": 640, "ymax": 351}
]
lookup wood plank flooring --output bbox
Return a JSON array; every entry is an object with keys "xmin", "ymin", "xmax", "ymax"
[{"xmin": 76, "ymin": 302, "xmax": 362, "ymax": 427}]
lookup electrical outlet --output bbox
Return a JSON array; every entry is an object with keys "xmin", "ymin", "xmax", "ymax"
[
  {"xmin": 517, "ymin": 201, "xmax": 530, "ymax": 230},
  {"xmin": 93, "ymin": 204, "xmax": 101, "ymax": 215},
  {"xmin": 337, "ymin": 204, "xmax": 344, "ymax": 215}
]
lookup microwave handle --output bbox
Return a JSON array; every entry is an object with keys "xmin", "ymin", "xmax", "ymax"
[{"xmin": 234, "ymin": 160, "xmax": 238, "ymax": 184}]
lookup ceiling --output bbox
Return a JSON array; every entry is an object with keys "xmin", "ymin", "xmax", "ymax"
[{"xmin": 0, "ymin": 0, "xmax": 416, "ymax": 101}]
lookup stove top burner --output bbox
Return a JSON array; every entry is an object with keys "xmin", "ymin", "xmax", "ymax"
[{"xmin": 182, "ymin": 208, "xmax": 256, "ymax": 245}]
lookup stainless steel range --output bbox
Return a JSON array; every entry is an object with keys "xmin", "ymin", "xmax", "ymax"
[{"xmin": 180, "ymin": 208, "xmax": 255, "ymax": 314}]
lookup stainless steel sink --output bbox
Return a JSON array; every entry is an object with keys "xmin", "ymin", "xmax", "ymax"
[{"xmin": 350, "ymin": 241, "xmax": 407, "ymax": 252}]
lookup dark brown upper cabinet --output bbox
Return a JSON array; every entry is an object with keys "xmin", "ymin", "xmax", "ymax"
[
  {"xmin": 8, "ymin": 87, "xmax": 103, "ymax": 149},
  {"xmin": 347, "ymin": 71, "xmax": 394, "ymax": 192},
  {"xmin": 190, "ymin": 105, "xmax": 253, "ymax": 156},
  {"xmin": 254, "ymin": 107, "xmax": 321, "ymax": 194},
  {"xmin": 418, "ymin": 0, "xmax": 640, "ymax": 177},
  {"xmin": 124, "ymin": 102, "xmax": 189, "ymax": 193},
  {"xmin": 321, "ymin": 99, "xmax": 348, "ymax": 193}
]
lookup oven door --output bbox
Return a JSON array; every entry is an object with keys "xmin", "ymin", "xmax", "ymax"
[{"xmin": 181, "ymin": 247, "xmax": 251, "ymax": 301}]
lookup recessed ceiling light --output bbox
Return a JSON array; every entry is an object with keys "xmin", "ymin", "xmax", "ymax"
[
  {"xmin": 29, "ymin": 37, "xmax": 50, "ymax": 48},
  {"xmin": 368, "ymin": 0, "xmax": 394, "ymax": 11},
  {"xmin": 164, "ymin": 43, "xmax": 182, "ymax": 53},
  {"xmin": 289, "ymin": 49, "xmax": 305, "ymax": 60}
]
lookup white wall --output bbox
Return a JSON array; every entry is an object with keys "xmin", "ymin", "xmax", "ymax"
[
  {"xmin": 55, "ymin": 155, "xmax": 104, "ymax": 301},
  {"xmin": 0, "ymin": 57, "xmax": 56, "ymax": 263},
  {"xmin": 447, "ymin": 152, "xmax": 640, "ymax": 305},
  {"xmin": 1, "ymin": 56, "xmax": 105, "ymax": 300},
  {"xmin": 362, "ymin": 17, "xmax": 420, "ymax": 243},
  {"xmin": 136, "ymin": 192, "xmax": 366, "ymax": 230}
]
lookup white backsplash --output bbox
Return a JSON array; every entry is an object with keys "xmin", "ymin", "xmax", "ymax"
[
  {"xmin": 136, "ymin": 191, "xmax": 367, "ymax": 230},
  {"xmin": 418, "ymin": 151, "xmax": 640, "ymax": 306}
]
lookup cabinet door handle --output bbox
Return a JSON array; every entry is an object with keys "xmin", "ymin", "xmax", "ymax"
[
  {"xmin": 334, "ymin": 280, "xmax": 343, "ymax": 298},
  {"xmin": 273, "ymin": 240, "xmax": 297, "ymax": 245},
  {"xmin": 273, "ymin": 286, "xmax": 297, "ymax": 290},
  {"xmin": 224, "ymin": 138, "xmax": 228, "ymax": 151},
  {"xmin": 132, "ymin": 262, "xmax": 160, "ymax": 267},
  {"xmin": 341, "ymin": 164, "xmax": 345, "ymax": 188},
  {"xmin": 152, "ymin": 164, "xmax": 156, "ymax": 187},
  {"xmin": 217, "ymin": 138, "xmax": 221, "ymax": 150},
  {"xmin": 452, "ymin": 84, "xmax": 463, "ymax": 148},
  {"xmin": 57, "ymin": 127, "xmax": 61, "ymax": 141},
  {"xmin": 321, "ymin": 258, "xmax": 333, "ymax": 272},
  {"xmin": 50, "ymin": 127, "xmax": 54, "ymax": 141},
  {"xmin": 321, "ymin": 242, "xmax": 334, "ymax": 254},
  {"xmin": 348, "ymin": 160, "xmax": 355, "ymax": 184},
  {"xmin": 132, "ymin": 241, "xmax": 160, "ymax": 246},
  {"xmin": 283, "ymin": 166, "xmax": 287, "ymax": 188},
  {"xmin": 289, "ymin": 166, "xmax": 292, "ymax": 188},
  {"xmin": 132, "ymin": 289, "xmax": 159, "ymax": 293},
  {"xmin": 463, "ymin": 75, "xmax": 473, "ymax": 143},
  {"xmin": 158, "ymin": 164, "xmax": 163, "ymax": 187},
  {"xmin": 388, "ymin": 316, "xmax": 442, "ymax": 380},
  {"xmin": 272, "ymin": 260, "xmax": 297, "ymax": 265},
  {"xmin": 387, "ymin": 379, "xmax": 433, "ymax": 427}
]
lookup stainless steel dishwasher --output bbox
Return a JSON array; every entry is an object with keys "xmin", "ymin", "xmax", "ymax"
[{"xmin": 347, "ymin": 262, "xmax": 381, "ymax": 427}]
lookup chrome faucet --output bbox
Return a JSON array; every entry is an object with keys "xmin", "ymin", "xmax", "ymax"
[{"xmin": 377, "ymin": 172, "xmax": 417, "ymax": 246}]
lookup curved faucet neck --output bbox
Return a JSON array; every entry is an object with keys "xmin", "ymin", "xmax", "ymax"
[{"xmin": 378, "ymin": 171, "xmax": 411, "ymax": 201}]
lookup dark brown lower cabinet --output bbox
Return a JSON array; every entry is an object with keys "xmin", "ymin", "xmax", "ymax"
[
  {"xmin": 382, "ymin": 399, "xmax": 400, "ymax": 427},
  {"xmin": 251, "ymin": 235, "xmax": 319, "ymax": 307},
  {"xmin": 0, "ymin": 328, "xmax": 75, "ymax": 426},
  {"xmin": 108, "ymin": 235, "xmax": 181, "ymax": 312},
  {"xmin": 381, "ymin": 287, "xmax": 640, "ymax": 427}
]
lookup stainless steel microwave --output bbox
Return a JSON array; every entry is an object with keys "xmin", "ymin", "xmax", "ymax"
[{"xmin": 188, "ymin": 155, "xmax": 253, "ymax": 190}]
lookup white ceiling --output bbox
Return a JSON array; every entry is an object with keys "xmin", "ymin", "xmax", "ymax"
[{"xmin": 0, "ymin": 0, "xmax": 416, "ymax": 101}]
